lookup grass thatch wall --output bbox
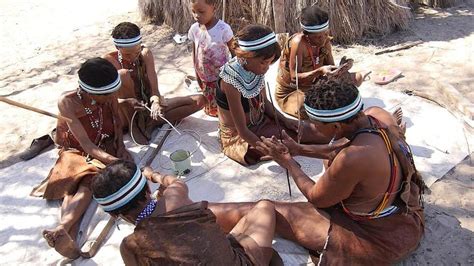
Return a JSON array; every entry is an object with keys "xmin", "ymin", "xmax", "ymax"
[{"xmin": 139, "ymin": 0, "xmax": 413, "ymax": 44}]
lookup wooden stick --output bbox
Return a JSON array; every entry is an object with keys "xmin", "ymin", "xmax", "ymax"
[
  {"xmin": 375, "ymin": 40, "xmax": 423, "ymax": 55},
  {"xmin": 295, "ymin": 55, "xmax": 303, "ymax": 144},
  {"xmin": 266, "ymin": 82, "xmax": 292, "ymax": 197},
  {"xmin": 0, "ymin": 96, "xmax": 71, "ymax": 123},
  {"xmin": 80, "ymin": 126, "xmax": 172, "ymax": 259},
  {"xmin": 81, "ymin": 217, "xmax": 117, "ymax": 258},
  {"xmin": 222, "ymin": 0, "xmax": 226, "ymax": 21},
  {"xmin": 144, "ymin": 128, "xmax": 172, "ymax": 167}
]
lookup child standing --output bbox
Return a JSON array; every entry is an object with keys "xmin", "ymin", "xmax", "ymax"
[{"xmin": 188, "ymin": 0, "xmax": 234, "ymax": 117}]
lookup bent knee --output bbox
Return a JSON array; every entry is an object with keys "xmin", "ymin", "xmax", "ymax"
[
  {"xmin": 192, "ymin": 94, "xmax": 206, "ymax": 109},
  {"xmin": 255, "ymin": 199, "xmax": 275, "ymax": 210}
]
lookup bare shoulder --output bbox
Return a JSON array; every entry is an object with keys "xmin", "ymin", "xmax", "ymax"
[
  {"xmin": 58, "ymin": 91, "xmax": 79, "ymax": 111},
  {"xmin": 364, "ymin": 106, "xmax": 397, "ymax": 127},
  {"xmin": 290, "ymin": 33, "xmax": 303, "ymax": 47},
  {"xmin": 142, "ymin": 47, "xmax": 153, "ymax": 58},
  {"xmin": 121, "ymin": 234, "xmax": 138, "ymax": 250},
  {"xmin": 103, "ymin": 52, "xmax": 121, "ymax": 69},
  {"xmin": 334, "ymin": 137, "xmax": 380, "ymax": 173}
]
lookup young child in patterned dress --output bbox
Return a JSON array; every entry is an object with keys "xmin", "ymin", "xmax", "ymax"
[{"xmin": 188, "ymin": 0, "xmax": 234, "ymax": 117}]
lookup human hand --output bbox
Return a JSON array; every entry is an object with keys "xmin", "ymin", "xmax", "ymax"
[
  {"xmin": 319, "ymin": 65, "xmax": 338, "ymax": 75},
  {"xmin": 150, "ymin": 101, "xmax": 163, "ymax": 120},
  {"xmin": 256, "ymin": 136, "xmax": 293, "ymax": 169},
  {"xmin": 281, "ymin": 130, "xmax": 300, "ymax": 156},
  {"xmin": 125, "ymin": 98, "xmax": 145, "ymax": 110}
]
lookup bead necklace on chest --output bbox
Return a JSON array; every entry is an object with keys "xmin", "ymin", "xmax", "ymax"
[
  {"xmin": 304, "ymin": 35, "xmax": 321, "ymax": 66},
  {"xmin": 75, "ymin": 89, "xmax": 105, "ymax": 144},
  {"xmin": 117, "ymin": 50, "xmax": 138, "ymax": 72}
]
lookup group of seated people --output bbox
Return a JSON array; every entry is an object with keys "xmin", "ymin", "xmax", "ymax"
[{"xmin": 33, "ymin": 1, "xmax": 425, "ymax": 265}]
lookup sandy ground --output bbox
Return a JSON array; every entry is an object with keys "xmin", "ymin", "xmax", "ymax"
[{"xmin": 0, "ymin": 0, "xmax": 473, "ymax": 265}]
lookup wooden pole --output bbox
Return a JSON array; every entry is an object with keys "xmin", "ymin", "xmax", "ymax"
[
  {"xmin": 222, "ymin": 0, "xmax": 226, "ymax": 21},
  {"xmin": 0, "ymin": 96, "xmax": 71, "ymax": 123}
]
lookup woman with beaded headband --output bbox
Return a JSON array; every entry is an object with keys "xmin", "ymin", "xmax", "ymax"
[
  {"xmin": 217, "ymin": 24, "xmax": 324, "ymax": 166},
  {"xmin": 210, "ymin": 80, "xmax": 424, "ymax": 264},
  {"xmin": 275, "ymin": 5, "xmax": 369, "ymax": 119},
  {"xmin": 104, "ymin": 22, "xmax": 205, "ymax": 144},
  {"xmin": 35, "ymin": 58, "xmax": 133, "ymax": 259},
  {"xmin": 92, "ymin": 160, "xmax": 282, "ymax": 265}
]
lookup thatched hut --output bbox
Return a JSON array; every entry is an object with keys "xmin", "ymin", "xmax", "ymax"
[{"xmin": 139, "ymin": 0, "xmax": 414, "ymax": 44}]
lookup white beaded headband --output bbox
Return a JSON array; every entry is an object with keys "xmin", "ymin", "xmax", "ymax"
[
  {"xmin": 113, "ymin": 35, "xmax": 142, "ymax": 48},
  {"xmin": 238, "ymin": 32, "xmax": 277, "ymax": 51},
  {"xmin": 304, "ymin": 94, "xmax": 363, "ymax": 123},
  {"xmin": 94, "ymin": 167, "xmax": 147, "ymax": 212},
  {"xmin": 78, "ymin": 75, "xmax": 121, "ymax": 95},
  {"xmin": 301, "ymin": 20, "xmax": 330, "ymax": 33}
]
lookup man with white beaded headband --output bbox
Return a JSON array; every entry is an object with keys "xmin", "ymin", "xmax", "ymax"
[
  {"xmin": 36, "ymin": 58, "xmax": 133, "ymax": 259},
  {"xmin": 210, "ymin": 80, "xmax": 425, "ymax": 264},
  {"xmin": 92, "ymin": 160, "xmax": 283, "ymax": 265},
  {"xmin": 104, "ymin": 22, "xmax": 205, "ymax": 145}
]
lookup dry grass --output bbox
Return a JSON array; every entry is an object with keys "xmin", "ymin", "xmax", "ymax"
[{"xmin": 139, "ymin": 0, "xmax": 414, "ymax": 44}]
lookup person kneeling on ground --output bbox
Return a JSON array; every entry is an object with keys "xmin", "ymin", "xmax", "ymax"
[
  {"xmin": 104, "ymin": 22, "xmax": 205, "ymax": 144},
  {"xmin": 210, "ymin": 80, "xmax": 424, "ymax": 265},
  {"xmin": 92, "ymin": 160, "xmax": 282, "ymax": 265}
]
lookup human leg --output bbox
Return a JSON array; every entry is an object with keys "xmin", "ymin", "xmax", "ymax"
[
  {"xmin": 209, "ymin": 201, "xmax": 331, "ymax": 252},
  {"xmin": 161, "ymin": 95, "xmax": 205, "ymax": 123},
  {"xmin": 43, "ymin": 184, "xmax": 92, "ymax": 258},
  {"xmin": 229, "ymin": 200, "xmax": 276, "ymax": 265}
]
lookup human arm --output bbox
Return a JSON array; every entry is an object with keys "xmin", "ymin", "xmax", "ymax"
[
  {"xmin": 323, "ymin": 40, "xmax": 335, "ymax": 66},
  {"xmin": 222, "ymin": 81, "xmax": 261, "ymax": 147},
  {"xmin": 111, "ymin": 96, "xmax": 133, "ymax": 161},
  {"xmin": 256, "ymin": 136, "xmax": 359, "ymax": 207},
  {"xmin": 275, "ymin": 129, "xmax": 349, "ymax": 159},
  {"xmin": 226, "ymin": 38, "xmax": 235, "ymax": 57},
  {"xmin": 288, "ymin": 36, "xmax": 336, "ymax": 89},
  {"xmin": 143, "ymin": 48, "xmax": 167, "ymax": 119},
  {"xmin": 58, "ymin": 95, "xmax": 118, "ymax": 164},
  {"xmin": 120, "ymin": 237, "xmax": 139, "ymax": 266}
]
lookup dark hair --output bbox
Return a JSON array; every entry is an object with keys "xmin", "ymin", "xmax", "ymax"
[
  {"xmin": 304, "ymin": 80, "xmax": 361, "ymax": 124},
  {"xmin": 190, "ymin": 0, "xmax": 218, "ymax": 5},
  {"xmin": 78, "ymin": 57, "xmax": 118, "ymax": 88},
  {"xmin": 92, "ymin": 160, "xmax": 148, "ymax": 216},
  {"xmin": 112, "ymin": 22, "xmax": 140, "ymax": 39},
  {"xmin": 233, "ymin": 24, "xmax": 281, "ymax": 63},
  {"xmin": 300, "ymin": 5, "xmax": 329, "ymax": 33}
]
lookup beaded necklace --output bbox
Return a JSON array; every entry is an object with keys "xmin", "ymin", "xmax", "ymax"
[
  {"xmin": 118, "ymin": 50, "xmax": 138, "ymax": 72},
  {"xmin": 135, "ymin": 199, "xmax": 157, "ymax": 225},
  {"xmin": 76, "ymin": 89, "xmax": 105, "ymax": 145}
]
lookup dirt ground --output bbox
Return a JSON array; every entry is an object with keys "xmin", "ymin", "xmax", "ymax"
[{"xmin": 0, "ymin": 0, "xmax": 472, "ymax": 264}]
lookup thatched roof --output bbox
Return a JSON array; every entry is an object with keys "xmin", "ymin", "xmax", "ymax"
[{"xmin": 139, "ymin": 0, "xmax": 415, "ymax": 44}]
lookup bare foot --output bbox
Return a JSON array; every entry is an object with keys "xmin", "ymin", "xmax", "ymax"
[
  {"xmin": 42, "ymin": 227, "xmax": 81, "ymax": 259},
  {"xmin": 392, "ymin": 107, "xmax": 403, "ymax": 126},
  {"xmin": 392, "ymin": 107, "xmax": 406, "ymax": 135}
]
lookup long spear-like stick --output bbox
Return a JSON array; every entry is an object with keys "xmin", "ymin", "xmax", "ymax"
[
  {"xmin": 266, "ymin": 82, "xmax": 292, "ymax": 197},
  {"xmin": 0, "ymin": 96, "xmax": 72, "ymax": 123},
  {"xmin": 295, "ymin": 56, "xmax": 303, "ymax": 144}
]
